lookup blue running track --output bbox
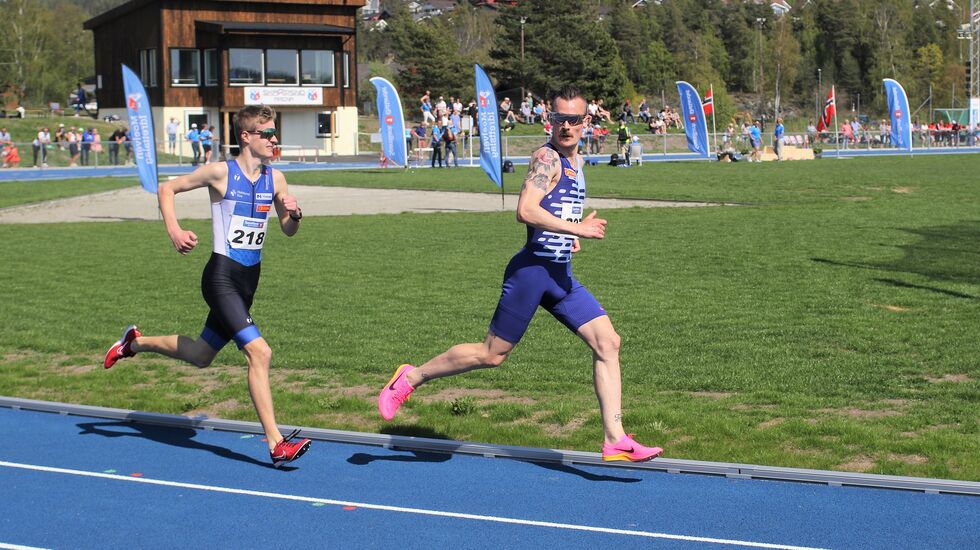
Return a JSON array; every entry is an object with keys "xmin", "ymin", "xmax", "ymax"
[{"xmin": 0, "ymin": 405, "xmax": 976, "ymax": 549}]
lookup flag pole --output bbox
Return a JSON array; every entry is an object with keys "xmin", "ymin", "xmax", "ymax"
[
  {"xmin": 832, "ymin": 85, "xmax": 841, "ymax": 158},
  {"xmin": 710, "ymin": 84, "xmax": 718, "ymax": 153}
]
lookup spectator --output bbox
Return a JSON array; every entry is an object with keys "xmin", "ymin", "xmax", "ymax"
[
  {"xmin": 67, "ymin": 127, "xmax": 80, "ymax": 166},
  {"xmin": 520, "ymin": 99, "xmax": 534, "ymax": 124},
  {"xmin": 841, "ymin": 118, "xmax": 853, "ymax": 149},
  {"xmin": 31, "ymin": 128, "xmax": 51, "ymax": 168},
  {"xmin": 773, "ymin": 117, "xmax": 784, "ymax": 161},
  {"xmin": 430, "ymin": 124, "xmax": 444, "ymax": 168},
  {"xmin": 620, "ymin": 99, "xmax": 635, "ymax": 124},
  {"xmin": 420, "ymin": 90, "xmax": 435, "ymax": 124},
  {"xmin": 637, "ymin": 98, "xmax": 651, "ymax": 123},
  {"xmin": 166, "ymin": 118, "xmax": 179, "ymax": 155},
  {"xmin": 499, "ymin": 96, "xmax": 513, "ymax": 117},
  {"xmin": 124, "ymin": 128, "xmax": 134, "ymax": 163},
  {"xmin": 806, "ymin": 120, "xmax": 817, "ymax": 147},
  {"xmin": 0, "ymin": 127, "xmax": 10, "ymax": 146},
  {"xmin": 543, "ymin": 119, "xmax": 553, "ymax": 137},
  {"xmin": 200, "ymin": 125, "xmax": 213, "ymax": 164},
  {"xmin": 3, "ymin": 144, "xmax": 19, "ymax": 168},
  {"xmin": 596, "ymin": 99, "xmax": 612, "ymax": 122},
  {"xmin": 92, "ymin": 128, "xmax": 103, "ymax": 161},
  {"xmin": 73, "ymin": 83, "xmax": 87, "ymax": 116},
  {"xmin": 81, "ymin": 127, "xmax": 94, "ymax": 166},
  {"xmin": 54, "ymin": 124, "xmax": 66, "ymax": 150},
  {"xmin": 616, "ymin": 120, "xmax": 632, "ymax": 165},
  {"xmin": 109, "ymin": 126, "xmax": 125, "ymax": 165},
  {"xmin": 749, "ymin": 121, "xmax": 762, "ymax": 162},
  {"xmin": 187, "ymin": 123, "xmax": 201, "ymax": 166},
  {"xmin": 209, "ymin": 126, "xmax": 221, "ymax": 161},
  {"xmin": 443, "ymin": 121, "xmax": 459, "ymax": 168},
  {"xmin": 413, "ymin": 122, "xmax": 428, "ymax": 165}
]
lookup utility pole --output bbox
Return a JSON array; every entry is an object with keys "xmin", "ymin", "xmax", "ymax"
[
  {"xmin": 520, "ymin": 16, "xmax": 527, "ymax": 101},
  {"xmin": 756, "ymin": 17, "xmax": 766, "ymax": 120}
]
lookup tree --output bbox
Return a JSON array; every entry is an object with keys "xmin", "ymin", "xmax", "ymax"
[
  {"xmin": 386, "ymin": 15, "xmax": 472, "ymax": 105},
  {"xmin": 635, "ymin": 40, "xmax": 676, "ymax": 98},
  {"xmin": 488, "ymin": 0, "xmax": 629, "ymax": 104}
]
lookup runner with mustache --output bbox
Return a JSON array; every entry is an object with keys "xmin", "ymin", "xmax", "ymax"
[{"xmin": 379, "ymin": 85, "xmax": 662, "ymax": 462}]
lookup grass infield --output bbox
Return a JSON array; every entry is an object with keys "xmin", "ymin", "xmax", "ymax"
[{"xmin": 1, "ymin": 155, "xmax": 978, "ymax": 480}]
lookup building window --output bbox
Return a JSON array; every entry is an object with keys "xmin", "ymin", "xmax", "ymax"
[
  {"xmin": 266, "ymin": 49, "xmax": 298, "ymax": 85},
  {"xmin": 301, "ymin": 50, "xmax": 334, "ymax": 86},
  {"xmin": 139, "ymin": 49, "xmax": 157, "ymax": 88},
  {"xmin": 229, "ymin": 48, "xmax": 263, "ymax": 85},
  {"xmin": 204, "ymin": 49, "xmax": 219, "ymax": 87},
  {"xmin": 342, "ymin": 52, "xmax": 350, "ymax": 88},
  {"xmin": 170, "ymin": 48, "xmax": 200, "ymax": 86},
  {"xmin": 316, "ymin": 112, "xmax": 333, "ymax": 137}
]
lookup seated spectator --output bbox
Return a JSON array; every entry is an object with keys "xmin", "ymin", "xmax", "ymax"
[
  {"xmin": 533, "ymin": 101, "xmax": 545, "ymax": 124},
  {"xmin": 520, "ymin": 100, "xmax": 534, "ymax": 124},
  {"xmin": 3, "ymin": 144, "xmax": 20, "ymax": 168},
  {"xmin": 596, "ymin": 99, "xmax": 613, "ymax": 123},
  {"xmin": 637, "ymin": 99, "xmax": 651, "ymax": 123},
  {"xmin": 543, "ymin": 120, "xmax": 552, "ymax": 137}
]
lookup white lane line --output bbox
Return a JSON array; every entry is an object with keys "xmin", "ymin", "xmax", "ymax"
[
  {"xmin": 0, "ymin": 460, "xmax": 828, "ymax": 550},
  {"xmin": 0, "ymin": 543, "xmax": 51, "ymax": 550}
]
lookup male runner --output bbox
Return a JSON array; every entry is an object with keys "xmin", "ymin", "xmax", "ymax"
[
  {"xmin": 104, "ymin": 105, "xmax": 311, "ymax": 468},
  {"xmin": 378, "ymin": 85, "xmax": 662, "ymax": 462}
]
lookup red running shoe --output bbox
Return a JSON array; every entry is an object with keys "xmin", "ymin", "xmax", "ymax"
[
  {"xmin": 270, "ymin": 429, "xmax": 311, "ymax": 468},
  {"xmin": 103, "ymin": 325, "xmax": 141, "ymax": 369}
]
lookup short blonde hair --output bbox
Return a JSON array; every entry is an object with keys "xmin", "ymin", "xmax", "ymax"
[{"xmin": 234, "ymin": 105, "xmax": 276, "ymax": 144}]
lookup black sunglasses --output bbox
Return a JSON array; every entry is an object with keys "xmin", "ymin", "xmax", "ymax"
[
  {"xmin": 548, "ymin": 113, "xmax": 587, "ymax": 126},
  {"xmin": 246, "ymin": 128, "xmax": 278, "ymax": 140}
]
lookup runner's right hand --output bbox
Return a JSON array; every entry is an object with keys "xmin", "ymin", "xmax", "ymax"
[{"xmin": 169, "ymin": 229, "xmax": 198, "ymax": 255}]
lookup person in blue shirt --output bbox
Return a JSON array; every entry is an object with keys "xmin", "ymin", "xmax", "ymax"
[
  {"xmin": 749, "ymin": 121, "xmax": 762, "ymax": 162},
  {"xmin": 442, "ymin": 122, "xmax": 460, "ymax": 167},
  {"xmin": 187, "ymin": 123, "xmax": 201, "ymax": 166},
  {"xmin": 430, "ymin": 124, "xmax": 443, "ymax": 168},
  {"xmin": 774, "ymin": 118, "xmax": 785, "ymax": 161},
  {"xmin": 200, "ymin": 125, "xmax": 214, "ymax": 164}
]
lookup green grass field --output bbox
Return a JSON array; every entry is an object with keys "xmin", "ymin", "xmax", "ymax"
[{"xmin": 1, "ymin": 155, "xmax": 977, "ymax": 480}]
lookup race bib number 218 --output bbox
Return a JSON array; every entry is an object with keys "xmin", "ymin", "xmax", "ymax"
[{"xmin": 228, "ymin": 215, "xmax": 266, "ymax": 250}]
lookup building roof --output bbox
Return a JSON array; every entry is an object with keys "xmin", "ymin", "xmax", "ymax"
[{"xmin": 84, "ymin": 0, "xmax": 366, "ymax": 30}]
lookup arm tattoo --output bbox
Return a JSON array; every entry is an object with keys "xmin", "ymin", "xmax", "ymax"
[{"xmin": 522, "ymin": 148, "xmax": 558, "ymax": 192}]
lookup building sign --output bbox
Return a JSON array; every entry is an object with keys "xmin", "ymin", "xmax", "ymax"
[{"xmin": 244, "ymin": 87, "xmax": 323, "ymax": 106}]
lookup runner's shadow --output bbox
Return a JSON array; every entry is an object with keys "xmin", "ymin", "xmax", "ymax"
[
  {"xmin": 347, "ymin": 426, "xmax": 455, "ymax": 465},
  {"xmin": 76, "ymin": 420, "xmax": 293, "ymax": 471},
  {"xmin": 347, "ymin": 450, "xmax": 452, "ymax": 465},
  {"xmin": 520, "ymin": 460, "xmax": 642, "ymax": 483}
]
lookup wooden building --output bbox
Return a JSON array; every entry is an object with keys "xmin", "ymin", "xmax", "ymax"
[{"xmin": 84, "ymin": 0, "xmax": 365, "ymax": 158}]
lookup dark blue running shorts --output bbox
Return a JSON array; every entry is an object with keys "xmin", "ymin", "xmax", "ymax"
[{"xmin": 488, "ymin": 250, "xmax": 606, "ymax": 344}]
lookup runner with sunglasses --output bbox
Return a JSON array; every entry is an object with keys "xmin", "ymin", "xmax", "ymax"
[
  {"xmin": 103, "ymin": 104, "xmax": 311, "ymax": 468},
  {"xmin": 379, "ymin": 85, "xmax": 663, "ymax": 462}
]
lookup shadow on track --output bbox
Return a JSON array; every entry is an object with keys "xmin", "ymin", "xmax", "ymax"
[{"xmin": 76, "ymin": 420, "xmax": 294, "ymax": 470}]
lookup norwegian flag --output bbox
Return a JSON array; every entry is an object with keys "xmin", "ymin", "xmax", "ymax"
[
  {"xmin": 816, "ymin": 86, "xmax": 836, "ymax": 132},
  {"xmin": 702, "ymin": 87, "xmax": 713, "ymax": 115}
]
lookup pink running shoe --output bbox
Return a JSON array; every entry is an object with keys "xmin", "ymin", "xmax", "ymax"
[
  {"xmin": 270, "ymin": 429, "xmax": 311, "ymax": 468},
  {"xmin": 378, "ymin": 364, "xmax": 416, "ymax": 420},
  {"xmin": 103, "ymin": 325, "xmax": 141, "ymax": 369},
  {"xmin": 602, "ymin": 434, "xmax": 663, "ymax": 462}
]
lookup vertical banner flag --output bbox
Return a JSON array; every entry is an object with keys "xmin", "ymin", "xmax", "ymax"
[
  {"xmin": 369, "ymin": 77, "xmax": 407, "ymax": 167},
  {"xmin": 702, "ymin": 87, "xmax": 714, "ymax": 115},
  {"xmin": 816, "ymin": 86, "xmax": 836, "ymax": 133},
  {"xmin": 882, "ymin": 79, "xmax": 912, "ymax": 151},
  {"xmin": 121, "ymin": 64, "xmax": 158, "ymax": 193},
  {"xmin": 676, "ymin": 81, "xmax": 710, "ymax": 158},
  {"xmin": 474, "ymin": 64, "xmax": 502, "ymax": 188}
]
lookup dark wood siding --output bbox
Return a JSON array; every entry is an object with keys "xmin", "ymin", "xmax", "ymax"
[
  {"xmin": 91, "ymin": 2, "xmax": 163, "ymax": 108},
  {"xmin": 88, "ymin": 0, "xmax": 361, "ymax": 109}
]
